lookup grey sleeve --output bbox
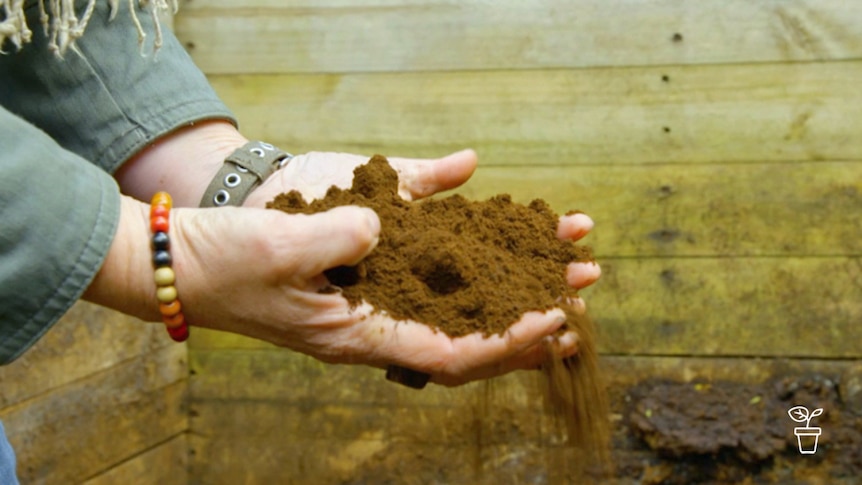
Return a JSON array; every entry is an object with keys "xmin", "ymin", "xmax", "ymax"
[
  {"xmin": 0, "ymin": 1, "xmax": 237, "ymax": 363},
  {"xmin": 0, "ymin": 106, "xmax": 120, "ymax": 364},
  {"xmin": 0, "ymin": 1, "xmax": 236, "ymax": 173}
]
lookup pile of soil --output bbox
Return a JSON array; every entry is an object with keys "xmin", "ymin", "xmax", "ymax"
[
  {"xmin": 625, "ymin": 375, "xmax": 862, "ymax": 484},
  {"xmin": 270, "ymin": 156, "xmax": 590, "ymax": 336},
  {"xmin": 268, "ymin": 156, "xmax": 610, "ymax": 472}
]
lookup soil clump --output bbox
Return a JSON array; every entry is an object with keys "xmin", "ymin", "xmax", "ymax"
[
  {"xmin": 270, "ymin": 156, "xmax": 590, "ymax": 337},
  {"xmin": 268, "ymin": 155, "xmax": 611, "ymax": 473}
]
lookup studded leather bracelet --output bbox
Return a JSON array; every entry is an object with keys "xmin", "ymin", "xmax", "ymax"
[{"xmin": 199, "ymin": 141, "xmax": 293, "ymax": 208}]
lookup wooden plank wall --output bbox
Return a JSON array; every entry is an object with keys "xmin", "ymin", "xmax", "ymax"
[
  {"xmin": 0, "ymin": 303, "xmax": 189, "ymax": 484},
  {"xmin": 175, "ymin": 0, "xmax": 862, "ymax": 483}
]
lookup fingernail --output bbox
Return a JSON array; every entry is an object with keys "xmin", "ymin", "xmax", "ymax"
[
  {"xmin": 449, "ymin": 148, "xmax": 476, "ymax": 159},
  {"xmin": 570, "ymin": 297, "xmax": 587, "ymax": 315},
  {"xmin": 572, "ymin": 212, "xmax": 594, "ymax": 231}
]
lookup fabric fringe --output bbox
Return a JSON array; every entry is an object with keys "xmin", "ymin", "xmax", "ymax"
[{"xmin": 0, "ymin": 0, "xmax": 176, "ymax": 57}]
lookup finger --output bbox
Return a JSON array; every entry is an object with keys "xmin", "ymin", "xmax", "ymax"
[
  {"xmin": 566, "ymin": 261, "xmax": 601, "ymax": 288},
  {"xmin": 389, "ymin": 149, "xmax": 478, "ymax": 200},
  {"xmin": 366, "ymin": 308, "xmax": 565, "ymax": 378},
  {"xmin": 449, "ymin": 330, "xmax": 581, "ymax": 383},
  {"xmin": 571, "ymin": 296, "xmax": 587, "ymax": 314},
  {"xmin": 432, "ymin": 309, "xmax": 568, "ymax": 385},
  {"xmin": 521, "ymin": 331, "xmax": 581, "ymax": 368},
  {"xmin": 286, "ymin": 206, "xmax": 381, "ymax": 277},
  {"xmin": 557, "ymin": 212, "xmax": 594, "ymax": 241}
]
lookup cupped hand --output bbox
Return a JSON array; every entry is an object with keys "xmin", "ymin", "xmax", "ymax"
[
  {"xmin": 208, "ymin": 149, "xmax": 601, "ymax": 385},
  {"xmin": 172, "ymin": 203, "xmax": 597, "ymax": 386}
]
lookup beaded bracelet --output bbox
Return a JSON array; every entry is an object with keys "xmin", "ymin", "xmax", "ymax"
[{"xmin": 150, "ymin": 192, "xmax": 189, "ymax": 342}]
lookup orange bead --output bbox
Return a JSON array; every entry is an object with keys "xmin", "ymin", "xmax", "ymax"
[
  {"xmin": 150, "ymin": 205, "xmax": 169, "ymax": 220},
  {"xmin": 162, "ymin": 312, "xmax": 186, "ymax": 328},
  {"xmin": 150, "ymin": 192, "xmax": 172, "ymax": 209},
  {"xmin": 159, "ymin": 299, "xmax": 182, "ymax": 317},
  {"xmin": 150, "ymin": 216, "xmax": 169, "ymax": 233}
]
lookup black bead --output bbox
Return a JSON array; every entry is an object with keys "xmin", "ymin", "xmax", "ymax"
[
  {"xmin": 153, "ymin": 250, "xmax": 172, "ymax": 267},
  {"xmin": 152, "ymin": 231, "xmax": 170, "ymax": 251}
]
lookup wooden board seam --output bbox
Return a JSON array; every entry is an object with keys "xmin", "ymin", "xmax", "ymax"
[{"xmin": 79, "ymin": 431, "xmax": 190, "ymax": 483}]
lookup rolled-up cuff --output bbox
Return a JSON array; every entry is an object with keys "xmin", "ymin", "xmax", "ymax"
[{"xmin": 0, "ymin": 107, "xmax": 120, "ymax": 364}]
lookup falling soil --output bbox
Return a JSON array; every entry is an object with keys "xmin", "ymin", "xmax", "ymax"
[{"xmin": 268, "ymin": 155, "xmax": 611, "ymax": 475}]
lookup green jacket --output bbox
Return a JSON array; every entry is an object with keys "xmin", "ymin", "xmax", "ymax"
[{"xmin": 0, "ymin": 1, "xmax": 235, "ymax": 364}]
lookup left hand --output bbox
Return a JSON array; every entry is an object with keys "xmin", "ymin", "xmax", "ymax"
[{"xmin": 243, "ymin": 148, "xmax": 481, "ymax": 206}]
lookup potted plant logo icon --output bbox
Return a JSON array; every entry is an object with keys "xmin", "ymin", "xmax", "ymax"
[{"xmin": 787, "ymin": 405, "xmax": 823, "ymax": 454}]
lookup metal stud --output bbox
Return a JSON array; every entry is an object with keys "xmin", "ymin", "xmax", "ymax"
[
  {"xmin": 224, "ymin": 173, "xmax": 241, "ymax": 188},
  {"xmin": 214, "ymin": 189, "xmax": 230, "ymax": 206}
]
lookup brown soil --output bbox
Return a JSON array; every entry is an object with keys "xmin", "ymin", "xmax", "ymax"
[
  {"xmin": 268, "ymin": 155, "xmax": 611, "ymax": 474},
  {"xmin": 623, "ymin": 375, "xmax": 862, "ymax": 484}
]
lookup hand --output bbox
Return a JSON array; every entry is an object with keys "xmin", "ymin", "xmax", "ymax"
[
  {"xmin": 169, "ymin": 200, "xmax": 599, "ymax": 387},
  {"xmin": 238, "ymin": 148, "xmax": 600, "ymax": 386},
  {"xmin": 242, "ymin": 148, "xmax": 482, "ymax": 206}
]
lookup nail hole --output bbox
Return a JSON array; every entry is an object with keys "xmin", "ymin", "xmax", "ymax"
[
  {"xmin": 672, "ymin": 32, "xmax": 684, "ymax": 42},
  {"xmin": 663, "ymin": 126, "xmax": 671, "ymax": 133},
  {"xmin": 661, "ymin": 74, "xmax": 670, "ymax": 83}
]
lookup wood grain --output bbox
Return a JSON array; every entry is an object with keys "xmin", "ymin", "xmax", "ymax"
[
  {"xmin": 175, "ymin": 0, "xmax": 862, "ymax": 74},
  {"xmin": 591, "ymin": 256, "xmax": 862, "ymax": 357},
  {"xmin": 456, "ymin": 162, "xmax": 862, "ymax": 258},
  {"xmin": 207, "ymin": 61, "xmax": 862, "ymax": 166},
  {"xmin": 0, "ymin": 302, "xmax": 172, "ymax": 408},
  {"xmin": 1, "ymin": 345, "xmax": 188, "ymax": 484},
  {"xmin": 84, "ymin": 435, "xmax": 188, "ymax": 485}
]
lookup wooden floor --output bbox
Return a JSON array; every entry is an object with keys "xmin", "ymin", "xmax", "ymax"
[{"xmin": 1, "ymin": 0, "xmax": 860, "ymax": 483}]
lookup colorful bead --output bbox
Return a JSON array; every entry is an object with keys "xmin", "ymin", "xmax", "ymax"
[
  {"xmin": 152, "ymin": 231, "xmax": 170, "ymax": 251},
  {"xmin": 159, "ymin": 300, "xmax": 182, "ymax": 317},
  {"xmin": 153, "ymin": 250, "xmax": 172, "ymax": 267},
  {"xmin": 162, "ymin": 312, "xmax": 185, "ymax": 329},
  {"xmin": 150, "ymin": 205, "xmax": 169, "ymax": 220},
  {"xmin": 150, "ymin": 216, "xmax": 169, "ymax": 233},
  {"xmin": 150, "ymin": 191, "xmax": 187, "ymax": 343},
  {"xmin": 154, "ymin": 267, "xmax": 176, "ymax": 286},
  {"xmin": 166, "ymin": 324, "xmax": 189, "ymax": 342},
  {"xmin": 151, "ymin": 192, "xmax": 172, "ymax": 209},
  {"xmin": 156, "ymin": 286, "xmax": 178, "ymax": 303}
]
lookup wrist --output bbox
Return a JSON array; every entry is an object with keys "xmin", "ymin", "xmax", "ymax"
[
  {"xmin": 115, "ymin": 120, "xmax": 248, "ymax": 207},
  {"xmin": 82, "ymin": 195, "xmax": 160, "ymax": 321}
]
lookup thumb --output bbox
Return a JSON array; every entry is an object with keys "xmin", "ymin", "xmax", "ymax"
[{"xmin": 289, "ymin": 206, "xmax": 381, "ymax": 277}]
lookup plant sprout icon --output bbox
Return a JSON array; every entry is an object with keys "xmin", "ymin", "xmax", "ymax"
[{"xmin": 787, "ymin": 405, "xmax": 823, "ymax": 455}]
